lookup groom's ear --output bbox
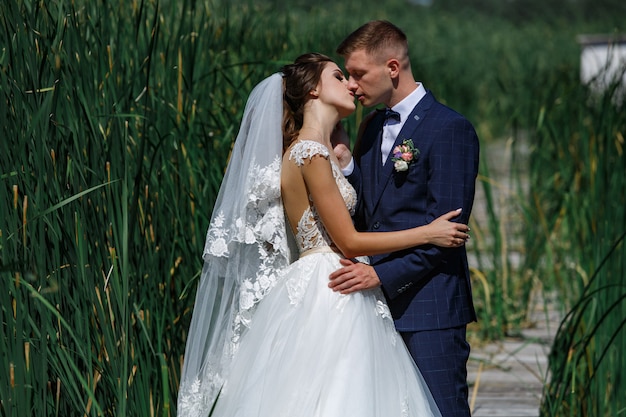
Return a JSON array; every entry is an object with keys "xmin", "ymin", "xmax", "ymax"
[{"xmin": 386, "ymin": 59, "xmax": 400, "ymax": 78}]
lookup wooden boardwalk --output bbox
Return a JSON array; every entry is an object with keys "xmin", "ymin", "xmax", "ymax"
[
  {"xmin": 467, "ymin": 300, "xmax": 562, "ymax": 416},
  {"xmin": 465, "ymin": 135, "xmax": 558, "ymax": 416}
]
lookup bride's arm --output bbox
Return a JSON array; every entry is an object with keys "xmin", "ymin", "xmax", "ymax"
[{"xmin": 301, "ymin": 155, "xmax": 468, "ymax": 259}]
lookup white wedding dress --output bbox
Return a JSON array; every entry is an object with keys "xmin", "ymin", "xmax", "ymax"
[{"xmin": 209, "ymin": 141, "xmax": 441, "ymax": 417}]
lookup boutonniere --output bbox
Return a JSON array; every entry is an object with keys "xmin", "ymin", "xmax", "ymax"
[{"xmin": 391, "ymin": 139, "xmax": 420, "ymax": 172}]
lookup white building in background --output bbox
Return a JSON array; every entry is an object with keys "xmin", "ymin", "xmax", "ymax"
[{"xmin": 577, "ymin": 34, "xmax": 626, "ymax": 101}]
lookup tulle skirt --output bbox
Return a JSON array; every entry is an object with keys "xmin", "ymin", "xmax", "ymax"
[{"xmin": 211, "ymin": 249, "xmax": 441, "ymax": 417}]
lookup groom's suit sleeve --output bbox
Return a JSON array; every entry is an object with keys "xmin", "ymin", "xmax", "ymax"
[{"xmin": 375, "ymin": 115, "xmax": 479, "ymax": 300}]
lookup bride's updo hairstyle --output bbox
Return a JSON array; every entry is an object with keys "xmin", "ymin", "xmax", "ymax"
[{"xmin": 281, "ymin": 53, "xmax": 333, "ymax": 152}]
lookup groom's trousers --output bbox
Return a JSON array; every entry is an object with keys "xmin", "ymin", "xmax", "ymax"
[{"xmin": 401, "ymin": 325, "xmax": 471, "ymax": 417}]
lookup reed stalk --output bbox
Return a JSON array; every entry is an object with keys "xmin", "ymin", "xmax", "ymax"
[{"xmin": 526, "ymin": 71, "xmax": 626, "ymax": 416}]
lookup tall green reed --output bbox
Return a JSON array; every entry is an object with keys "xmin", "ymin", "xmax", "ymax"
[
  {"xmin": 523, "ymin": 69, "xmax": 626, "ymax": 415},
  {"xmin": 0, "ymin": 0, "xmax": 288, "ymax": 414}
]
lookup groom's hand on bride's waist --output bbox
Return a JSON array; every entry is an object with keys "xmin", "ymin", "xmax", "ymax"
[{"xmin": 328, "ymin": 258, "xmax": 381, "ymax": 294}]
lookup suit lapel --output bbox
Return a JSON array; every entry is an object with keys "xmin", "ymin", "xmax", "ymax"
[
  {"xmin": 371, "ymin": 92, "xmax": 435, "ymax": 210},
  {"xmin": 357, "ymin": 112, "xmax": 386, "ymax": 209}
]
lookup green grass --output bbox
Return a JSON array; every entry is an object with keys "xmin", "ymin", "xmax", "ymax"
[{"xmin": 1, "ymin": 0, "xmax": 624, "ymax": 415}]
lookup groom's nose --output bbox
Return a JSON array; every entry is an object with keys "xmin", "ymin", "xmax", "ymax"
[{"xmin": 346, "ymin": 77, "xmax": 358, "ymax": 92}]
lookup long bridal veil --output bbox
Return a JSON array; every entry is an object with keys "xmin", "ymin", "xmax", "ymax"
[{"xmin": 177, "ymin": 73, "xmax": 297, "ymax": 417}]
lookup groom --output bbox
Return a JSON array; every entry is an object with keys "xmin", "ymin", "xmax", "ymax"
[{"xmin": 329, "ymin": 20, "xmax": 479, "ymax": 417}]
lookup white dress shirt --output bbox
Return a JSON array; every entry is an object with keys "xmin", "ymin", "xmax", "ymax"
[{"xmin": 381, "ymin": 83, "xmax": 427, "ymax": 164}]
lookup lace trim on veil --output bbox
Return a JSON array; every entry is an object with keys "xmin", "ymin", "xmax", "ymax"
[
  {"xmin": 177, "ymin": 73, "xmax": 293, "ymax": 417},
  {"xmin": 205, "ymin": 156, "xmax": 290, "ymax": 342},
  {"xmin": 178, "ymin": 157, "xmax": 293, "ymax": 416}
]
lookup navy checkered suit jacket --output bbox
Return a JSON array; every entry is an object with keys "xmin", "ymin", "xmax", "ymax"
[{"xmin": 348, "ymin": 91, "xmax": 479, "ymax": 332}]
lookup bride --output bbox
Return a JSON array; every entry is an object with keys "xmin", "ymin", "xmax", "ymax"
[{"xmin": 177, "ymin": 53, "xmax": 469, "ymax": 417}]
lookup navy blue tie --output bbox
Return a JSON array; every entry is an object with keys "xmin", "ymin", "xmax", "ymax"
[{"xmin": 384, "ymin": 108, "xmax": 400, "ymax": 122}]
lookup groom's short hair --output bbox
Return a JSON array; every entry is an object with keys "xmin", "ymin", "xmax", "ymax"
[{"xmin": 336, "ymin": 20, "xmax": 409, "ymax": 62}]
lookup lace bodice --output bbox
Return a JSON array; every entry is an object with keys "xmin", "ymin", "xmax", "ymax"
[{"xmin": 288, "ymin": 140, "xmax": 357, "ymax": 253}]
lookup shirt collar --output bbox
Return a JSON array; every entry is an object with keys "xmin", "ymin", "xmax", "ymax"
[{"xmin": 390, "ymin": 83, "xmax": 427, "ymax": 121}]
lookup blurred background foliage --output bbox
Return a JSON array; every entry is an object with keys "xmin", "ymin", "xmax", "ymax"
[{"xmin": 1, "ymin": 0, "xmax": 624, "ymax": 415}]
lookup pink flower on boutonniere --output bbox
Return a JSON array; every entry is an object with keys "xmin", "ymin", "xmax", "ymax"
[{"xmin": 391, "ymin": 139, "xmax": 419, "ymax": 172}]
